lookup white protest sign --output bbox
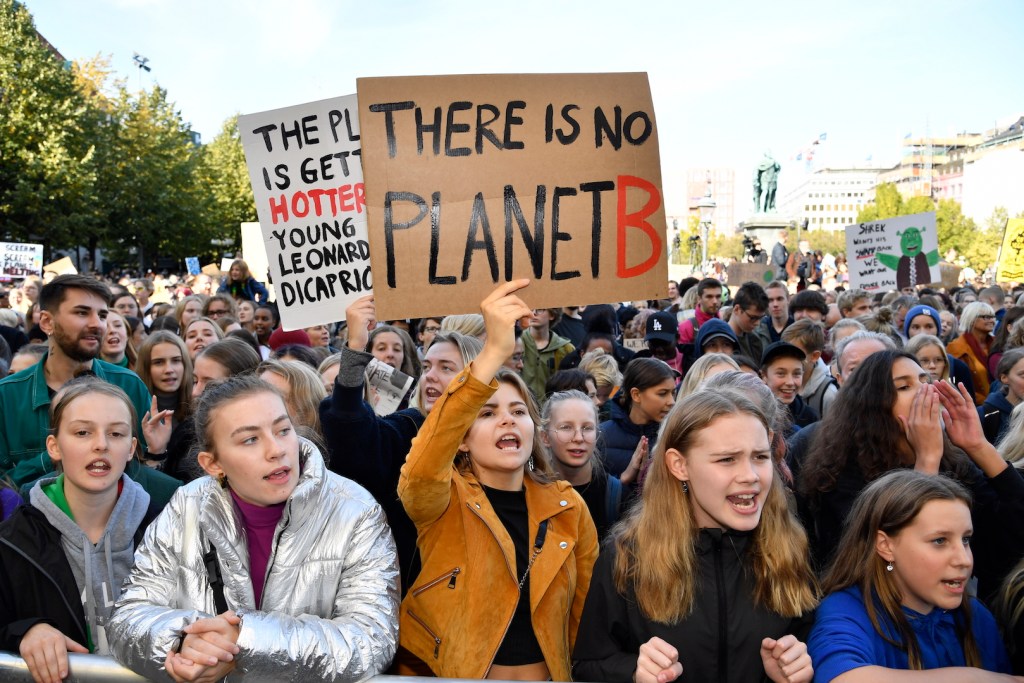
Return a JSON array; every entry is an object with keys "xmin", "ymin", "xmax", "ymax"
[
  {"xmin": 365, "ymin": 358, "xmax": 414, "ymax": 416},
  {"xmin": 1, "ymin": 242, "xmax": 43, "ymax": 281},
  {"xmin": 845, "ymin": 212, "xmax": 940, "ymax": 292},
  {"xmin": 239, "ymin": 94, "xmax": 368, "ymax": 330}
]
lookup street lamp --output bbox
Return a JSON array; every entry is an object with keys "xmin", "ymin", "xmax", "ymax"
[{"xmin": 696, "ymin": 177, "xmax": 716, "ymax": 271}]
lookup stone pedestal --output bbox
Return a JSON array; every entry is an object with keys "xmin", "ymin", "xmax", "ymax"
[{"xmin": 738, "ymin": 215, "xmax": 795, "ymax": 280}]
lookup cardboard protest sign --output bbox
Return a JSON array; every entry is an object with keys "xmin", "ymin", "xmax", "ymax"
[
  {"xmin": 726, "ymin": 263, "xmax": 775, "ymax": 287},
  {"xmin": 43, "ymin": 256, "xmax": 77, "ymax": 276},
  {"xmin": 0, "ymin": 242, "xmax": 43, "ymax": 281},
  {"xmin": 996, "ymin": 218, "xmax": 1024, "ymax": 283},
  {"xmin": 201, "ymin": 263, "xmax": 222, "ymax": 277},
  {"xmin": 845, "ymin": 212, "xmax": 939, "ymax": 292},
  {"xmin": 357, "ymin": 73, "xmax": 667, "ymax": 320},
  {"xmin": 239, "ymin": 94, "xmax": 367, "ymax": 330}
]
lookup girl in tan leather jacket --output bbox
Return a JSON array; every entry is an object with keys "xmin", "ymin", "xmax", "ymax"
[{"xmin": 397, "ymin": 280, "xmax": 598, "ymax": 681}]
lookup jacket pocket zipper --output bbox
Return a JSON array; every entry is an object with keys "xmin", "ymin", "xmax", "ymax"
[
  {"xmin": 412, "ymin": 566, "xmax": 461, "ymax": 596},
  {"xmin": 408, "ymin": 609, "xmax": 442, "ymax": 658}
]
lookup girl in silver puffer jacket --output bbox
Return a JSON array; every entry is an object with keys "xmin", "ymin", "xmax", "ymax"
[{"xmin": 109, "ymin": 374, "xmax": 400, "ymax": 682}]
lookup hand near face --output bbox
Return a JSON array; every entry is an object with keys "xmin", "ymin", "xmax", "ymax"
[
  {"xmin": 142, "ymin": 395, "xmax": 174, "ymax": 457},
  {"xmin": 621, "ymin": 436, "xmax": 648, "ymax": 486},
  {"xmin": 899, "ymin": 383, "xmax": 943, "ymax": 474},
  {"xmin": 635, "ymin": 636, "xmax": 683, "ymax": 683},
  {"xmin": 761, "ymin": 635, "xmax": 813, "ymax": 683},
  {"xmin": 934, "ymin": 379, "xmax": 985, "ymax": 452}
]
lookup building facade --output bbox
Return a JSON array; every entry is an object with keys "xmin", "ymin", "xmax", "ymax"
[{"xmin": 777, "ymin": 167, "xmax": 881, "ymax": 231}]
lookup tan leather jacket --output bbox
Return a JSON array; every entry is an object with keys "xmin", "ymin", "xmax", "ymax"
[{"xmin": 397, "ymin": 366, "xmax": 598, "ymax": 680}]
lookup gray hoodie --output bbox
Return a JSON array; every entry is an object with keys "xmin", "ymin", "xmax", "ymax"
[{"xmin": 29, "ymin": 475, "xmax": 150, "ymax": 654}]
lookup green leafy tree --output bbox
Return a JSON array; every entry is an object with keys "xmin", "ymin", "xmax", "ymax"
[
  {"xmin": 856, "ymin": 183, "xmax": 990, "ymax": 270},
  {"xmin": 0, "ymin": 0, "xmax": 95, "ymax": 253},
  {"xmin": 934, "ymin": 198, "xmax": 979, "ymax": 268},
  {"xmin": 69, "ymin": 54, "xmax": 123, "ymax": 267},
  {"xmin": 96, "ymin": 85, "xmax": 215, "ymax": 269},
  {"xmin": 803, "ymin": 230, "xmax": 848, "ymax": 256},
  {"xmin": 199, "ymin": 114, "xmax": 256, "ymax": 251}
]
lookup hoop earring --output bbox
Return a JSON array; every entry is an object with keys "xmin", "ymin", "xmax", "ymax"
[
  {"xmin": 682, "ymin": 480, "xmax": 689, "ymax": 493},
  {"xmin": 886, "ymin": 561, "xmax": 894, "ymax": 572}
]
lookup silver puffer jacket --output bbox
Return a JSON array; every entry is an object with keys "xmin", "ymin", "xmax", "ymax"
[{"xmin": 108, "ymin": 439, "xmax": 399, "ymax": 682}]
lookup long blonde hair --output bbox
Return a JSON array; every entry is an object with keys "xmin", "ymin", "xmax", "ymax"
[
  {"xmin": 613, "ymin": 389, "xmax": 817, "ymax": 623},
  {"xmin": 677, "ymin": 353, "xmax": 739, "ymax": 398},
  {"xmin": 997, "ymin": 401, "xmax": 1024, "ymax": 465},
  {"xmin": 258, "ymin": 359, "xmax": 328, "ymax": 437}
]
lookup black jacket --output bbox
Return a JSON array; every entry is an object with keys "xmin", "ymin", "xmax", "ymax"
[
  {"xmin": 598, "ymin": 399, "xmax": 661, "ymax": 478},
  {"xmin": 319, "ymin": 347, "xmax": 426, "ymax": 594},
  {"xmin": 0, "ymin": 502, "xmax": 158, "ymax": 651},
  {"xmin": 573, "ymin": 530, "xmax": 813, "ymax": 683},
  {"xmin": 785, "ymin": 395, "xmax": 819, "ymax": 434}
]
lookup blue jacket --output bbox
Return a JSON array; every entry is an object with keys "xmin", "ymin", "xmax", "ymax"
[
  {"xmin": 599, "ymin": 398, "xmax": 660, "ymax": 477},
  {"xmin": 808, "ymin": 586, "xmax": 1010, "ymax": 681},
  {"xmin": 218, "ymin": 276, "xmax": 269, "ymax": 303}
]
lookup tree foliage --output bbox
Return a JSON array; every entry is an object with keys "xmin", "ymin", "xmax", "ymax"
[
  {"xmin": 1, "ymin": 1, "xmax": 253, "ymax": 271},
  {"xmin": 855, "ymin": 182, "xmax": 992, "ymax": 270},
  {"xmin": 0, "ymin": 0, "xmax": 95, "ymax": 252},
  {"xmin": 200, "ymin": 114, "xmax": 256, "ymax": 250},
  {"xmin": 97, "ymin": 86, "xmax": 214, "ymax": 267}
]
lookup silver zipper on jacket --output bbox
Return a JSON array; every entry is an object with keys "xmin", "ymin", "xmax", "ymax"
[
  {"xmin": 412, "ymin": 567, "xmax": 461, "ymax": 596},
  {"xmin": 408, "ymin": 609, "xmax": 443, "ymax": 658}
]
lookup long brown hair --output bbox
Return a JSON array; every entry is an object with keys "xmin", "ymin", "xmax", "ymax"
[
  {"xmin": 612, "ymin": 389, "xmax": 817, "ymax": 623},
  {"xmin": 136, "ymin": 331, "xmax": 194, "ymax": 421},
  {"xmin": 822, "ymin": 470, "xmax": 979, "ymax": 669}
]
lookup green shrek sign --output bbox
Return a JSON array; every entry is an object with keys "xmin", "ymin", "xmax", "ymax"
[
  {"xmin": 847, "ymin": 212, "xmax": 940, "ymax": 292},
  {"xmin": 875, "ymin": 225, "xmax": 939, "ymax": 291}
]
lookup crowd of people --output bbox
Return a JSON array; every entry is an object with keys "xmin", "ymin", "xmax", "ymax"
[{"xmin": 2, "ymin": 246, "xmax": 1024, "ymax": 682}]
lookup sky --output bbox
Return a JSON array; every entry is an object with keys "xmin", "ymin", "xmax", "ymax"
[{"xmin": 24, "ymin": 0, "xmax": 1024, "ymax": 220}]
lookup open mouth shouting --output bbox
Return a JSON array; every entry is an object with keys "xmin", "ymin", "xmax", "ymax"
[
  {"xmin": 497, "ymin": 434, "xmax": 521, "ymax": 452},
  {"xmin": 726, "ymin": 490, "xmax": 761, "ymax": 515}
]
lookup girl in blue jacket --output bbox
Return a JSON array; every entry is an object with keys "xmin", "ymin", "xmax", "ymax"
[{"xmin": 808, "ymin": 469, "xmax": 1012, "ymax": 681}]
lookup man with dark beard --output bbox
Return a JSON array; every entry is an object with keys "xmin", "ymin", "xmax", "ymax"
[{"xmin": 0, "ymin": 275, "xmax": 154, "ymax": 487}]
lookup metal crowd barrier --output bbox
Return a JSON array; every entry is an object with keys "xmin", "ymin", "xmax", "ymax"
[
  {"xmin": 0, "ymin": 655, "xmax": 456, "ymax": 683},
  {"xmin": 0, "ymin": 652, "xmax": 146, "ymax": 681}
]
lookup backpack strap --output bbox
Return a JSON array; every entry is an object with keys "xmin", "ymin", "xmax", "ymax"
[
  {"xmin": 605, "ymin": 475, "xmax": 623, "ymax": 527},
  {"xmin": 203, "ymin": 544, "xmax": 229, "ymax": 614}
]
